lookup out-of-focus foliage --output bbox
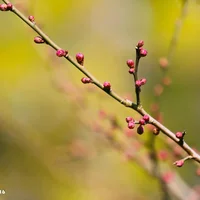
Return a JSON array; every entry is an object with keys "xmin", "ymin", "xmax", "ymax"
[{"xmin": 0, "ymin": 0, "xmax": 200, "ymax": 199}]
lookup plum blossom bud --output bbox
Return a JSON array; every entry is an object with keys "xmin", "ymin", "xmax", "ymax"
[
  {"xmin": 103, "ymin": 82, "xmax": 111, "ymax": 91},
  {"xmin": 126, "ymin": 117, "xmax": 134, "ymax": 123},
  {"xmin": 126, "ymin": 59, "xmax": 134, "ymax": 68},
  {"xmin": 176, "ymin": 132, "xmax": 184, "ymax": 139},
  {"xmin": 28, "ymin": 15, "xmax": 35, "ymax": 22},
  {"xmin": 128, "ymin": 121, "xmax": 135, "ymax": 129},
  {"xmin": 140, "ymin": 78, "xmax": 147, "ymax": 85},
  {"xmin": 140, "ymin": 48, "xmax": 148, "ymax": 57},
  {"xmin": 143, "ymin": 115, "xmax": 149, "ymax": 122},
  {"xmin": 81, "ymin": 77, "xmax": 91, "ymax": 84},
  {"xmin": 139, "ymin": 119, "xmax": 145, "ymax": 125},
  {"xmin": 129, "ymin": 68, "xmax": 135, "ymax": 74},
  {"xmin": 56, "ymin": 49, "xmax": 67, "ymax": 57},
  {"xmin": 174, "ymin": 159, "xmax": 184, "ymax": 167},
  {"xmin": 135, "ymin": 80, "xmax": 142, "ymax": 87},
  {"xmin": 34, "ymin": 36, "xmax": 45, "ymax": 44},
  {"xmin": 7, "ymin": 3, "xmax": 13, "ymax": 10},
  {"xmin": 0, "ymin": 4, "xmax": 8, "ymax": 11},
  {"xmin": 76, "ymin": 53, "xmax": 84, "ymax": 65},
  {"xmin": 137, "ymin": 125, "xmax": 144, "ymax": 135},
  {"xmin": 137, "ymin": 40, "xmax": 144, "ymax": 48}
]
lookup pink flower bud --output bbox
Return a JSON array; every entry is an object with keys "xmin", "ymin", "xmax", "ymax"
[
  {"xmin": 0, "ymin": 4, "xmax": 8, "ymax": 11},
  {"xmin": 140, "ymin": 78, "xmax": 147, "ymax": 85},
  {"xmin": 126, "ymin": 117, "xmax": 134, "ymax": 123},
  {"xmin": 137, "ymin": 40, "xmax": 144, "ymax": 48},
  {"xmin": 139, "ymin": 119, "xmax": 145, "ymax": 125},
  {"xmin": 56, "ymin": 49, "xmax": 67, "ymax": 57},
  {"xmin": 103, "ymin": 82, "xmax": 111, "ymax": 91},
  {"xmin": 126, "ymin": 59, "xmax": 134, "ymax": 68},
  {"xmin": 128, "ymin": 121, "xmax": 135, "ymax": 129},
  {"xmin": 140, "ymin": 48, "xmax": 148, "ymax": 57},
  {"xmin": 129, "ymin": 68, "xmax": 135, "ymax": 74},
  {"xmin": 7, "ymin": 3, "xmax": 13, "ymax": 10},
  {"xmin": 143, "ymin": 115, "xmax": 149, "ymax": 122},
  {"xmin": 76, "ymin": 53, "xmax": 84, "ymax": 65},
  {"xmin": 135, "ymin": 80, "xmax": 142, "ymax": 87},
  {"xmin": 81, "ymin": 77, "xmax": 91, "ymax": 84},
  {"xmin": 34, "ymin": 36, "xmax": 45, "ymax": 44},
  {"xmin": 174, "ymin": 160, "xmax": 184, "ymax": 167},
  {"xmin": 176, "ymin": 132, "xmax": 184, "ymax": 139},
  {"xmin": 28, "ymin": 15, "xmax": 35, "ymax": 22}
]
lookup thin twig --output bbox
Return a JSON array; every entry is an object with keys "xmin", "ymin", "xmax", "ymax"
[
  {"xmin": 1, "ymin": 0, "xmax": 200, "ymax": 165},
  {"xmin": 133, "ymin": 47, "xmax": 141, "ymax": 105}
]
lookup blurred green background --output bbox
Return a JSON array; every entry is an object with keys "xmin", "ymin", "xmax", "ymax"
[{"xmin": 0, "ymin": 0, "xmax": 200, "ymax": 199}]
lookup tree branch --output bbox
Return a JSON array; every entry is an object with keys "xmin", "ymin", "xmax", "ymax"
[{"xmin": 1, "ymin": 0, "xmax": 200, "ymax": 165}]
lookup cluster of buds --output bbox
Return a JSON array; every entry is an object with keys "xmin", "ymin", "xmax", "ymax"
[
  {"xmin": 126, "ymin": 40, "xmax": 147, "ymax": 75},
  {"xmin": 126, "ymin": 117, "xmax": 135, "ymax": 129},
  {"xmin": 135, "ymin": 78, "xmax": 147, "ymax": 88},
  {"xmin": 136, "ymin": 40, "xmax": 148, "ymax": 57},
  {"xmin": 125, "ymin": 115, "xmax": 149, "ymax": 135},
  {"xmin": 81, "ymin": 77, "xmax": 91, "ymax": 84},
  {"xmin": 0, "ymin": 3, "xmax": 13, "ymax": 11},
  {"xmin": 126, "ymin": 59, "xmax": 135, "ymax": 74}
]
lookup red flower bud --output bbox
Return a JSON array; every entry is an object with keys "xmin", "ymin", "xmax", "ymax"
[
  {"xmin": 176, "ymin": 132, "xmax": 184, "ymax": 139},
  {"xmin": 126, "ymin": 117, "xmax": 134, "ymax": 123},
  {"xmin": 81, "ymin": 77, "xmax": 91, "ymax": 84},
  {"xmin": 7, "ymin": 3, "xmax": 13, "ymax": 10},
  {"xmin": 137, "ymin": 40, "xmax": 144, "ymax": 48},
  {"xmin": 76, "ymin": 53, "xmax": 84, "ymax": 65},
  {"xmin": 135, "ymin": 80, "xmax": 142, "ymax": 87},
  {"xmin": 143, "ymin": 115, "xmax": 149, "ymax": 122},
  {"xmin": 28, "ymin": 15, "xmax": 35, "ymax": 22},
  {"xmin": 56, "ymin": 49, "xmax": 67, "ymax": 57},
  {"xmin": 0, "ymin": 4, "xmax": 8, "ymax": 11},
  {"xmin": 129, "ymin": 68, "xmax": 135, "ymax": 74},
  {"xmin": 140, "ymin": 78, "xmax": 147, "ymax": 85},
  {"xmin": 128, "ymin": 121, "xmax": 135, "ymax": 129},
  {"xmin": 126, "ymin": 59, "xmax": 134, "ymax": 68},
  {"xmin": 139, "ymin": 119, "xmax": 145, "ymax": 125},
  {"xmin": 140, "ymin": 48, "xmax": 148, "ymax": 57},
  {"xmin": 103, "ymin": 82, "xmax": 111, "ymax": 91}
]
